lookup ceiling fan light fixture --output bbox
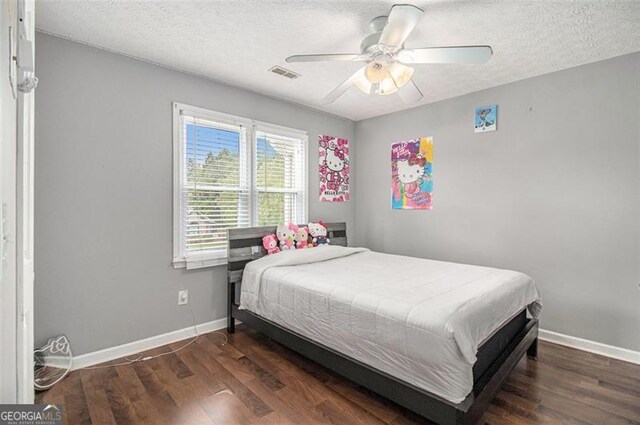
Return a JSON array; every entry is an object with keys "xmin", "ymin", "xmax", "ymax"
[
  {"xmin": 353, "ymin": 68, "xmax": 373, "ymax": 94},
  {"xmin": 375, "ymin": 75, "xmax": 398, "ymax": 95},
  {"xmin": 389, "ymin": 62, "xmax": 414, "ymax": 88},
  {"xmin": 364, "ymin": 61, "xmax": 389, "ymax": 84},
  {"xmin": 289, "ymin": 3, "xmax": 492, "ymax": 104}
]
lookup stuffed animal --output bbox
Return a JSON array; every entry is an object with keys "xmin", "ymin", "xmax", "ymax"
[
  {"xmin": 276, "ymin": 223, "xmax": 296, "ymax": 251},
  {"xmin": 294, "ymin": 225, "xmax": 311, "ymax": 249},
  {"xmin": 308, "ymin": 221, "xmax": 330, "ymax": 247},
  {"xmin": 262, "ymin": 234, "xmax": 280, "ymax": 255}
]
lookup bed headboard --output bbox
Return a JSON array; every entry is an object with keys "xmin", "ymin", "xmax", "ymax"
[{"xmin": 226, "ymin": 222, "xmax": 347, "ymax": 284}]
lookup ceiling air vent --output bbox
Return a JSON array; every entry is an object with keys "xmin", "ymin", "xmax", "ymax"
[{"xmin": 269, "ymin": 66, "xmax": 300, "ymax": 79}]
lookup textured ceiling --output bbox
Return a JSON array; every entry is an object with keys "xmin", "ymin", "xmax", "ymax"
[{"xmin": 35, "ymin": 1, "xmax": 640, "ymax": 121}]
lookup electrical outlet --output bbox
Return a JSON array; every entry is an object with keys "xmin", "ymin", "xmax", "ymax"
[{"xmin": 178, "ymin": 290, "xmax": 189, "ymax": 306}]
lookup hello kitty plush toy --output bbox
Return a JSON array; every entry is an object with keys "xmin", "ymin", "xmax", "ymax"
[
  {"xmin": 262, "ymin": 234, "xmax": 280, "ymax": 255},
  {"xmin": 294, "ymin": 225, "xmax": 311, "ymax": 249},
  {"xmin": 276, "ymin": 223, "xmax": 296, "ymax": 251},
  {"xmin": 308, "ymin": 221, "xmax": 330, "ymax": 247}
]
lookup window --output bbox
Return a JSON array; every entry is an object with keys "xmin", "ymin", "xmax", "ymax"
[{"xmin": 173, "ymin": 103, "xmax": 307, "ymax": 268}]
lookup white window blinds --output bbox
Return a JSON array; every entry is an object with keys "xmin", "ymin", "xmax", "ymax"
[
  {"xmin": 173, "ymin": 103, "xmax": 307, "ymax": 268},
  {"xmin": 255, "ymin": 129, "xmax": 306, "ymax": 226}
]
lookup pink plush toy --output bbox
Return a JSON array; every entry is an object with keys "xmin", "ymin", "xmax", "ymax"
[
  {"xmin": 262, "ymin": 234, "xmax": 280, "ymax": 255},
  {"xmin": 294, "ymin": 225, "xmax": 310, "ymax": 249}
]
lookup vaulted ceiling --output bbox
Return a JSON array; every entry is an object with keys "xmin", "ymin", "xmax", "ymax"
[{"xmin": 36, "ymin": 1, "xmax": 640, "ymax": 121}]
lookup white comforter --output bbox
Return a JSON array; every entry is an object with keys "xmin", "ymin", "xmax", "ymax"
[{"xmin": 240, "ymin": 246, "xmax": 541, "ymax": 403}]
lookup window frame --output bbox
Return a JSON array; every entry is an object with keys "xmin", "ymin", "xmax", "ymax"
[{"xmin": 172, "ymin": 102, "xmax": 309, "ymax": 269}]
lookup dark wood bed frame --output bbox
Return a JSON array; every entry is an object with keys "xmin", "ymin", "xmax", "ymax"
[{"xmin": 226, "ymin": 222, "xmax": 538, "ymax": 425}]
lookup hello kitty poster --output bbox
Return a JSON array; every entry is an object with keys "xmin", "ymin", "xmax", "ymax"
[
  {"xmin": 391, "ymin": 137, "xmax": 433, "ymax": 210},
  {"xmin": 319, "ymin": 135, "xmax": 350, "ymax": 202}
]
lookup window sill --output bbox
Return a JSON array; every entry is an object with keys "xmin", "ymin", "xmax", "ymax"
[{"xmin": 172, "ymin": 257, "xmax": 227, "ymax": 269}]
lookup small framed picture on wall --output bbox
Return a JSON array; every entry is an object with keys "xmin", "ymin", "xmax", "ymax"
[{"xmin": 475, "ymin": 105, "xmax": 497, "ymax": 133}]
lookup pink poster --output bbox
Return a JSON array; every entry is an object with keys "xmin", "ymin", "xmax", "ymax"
[
  {"xmin": 319, "ymin": 135, "xmax": 350, "ymax": 202},
  {"xmin": 391, "ymin": 137, "xmax": 433, "ymax": 210}
]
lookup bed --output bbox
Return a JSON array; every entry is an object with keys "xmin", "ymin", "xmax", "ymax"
[{"xmin": 227, "ymin": 222, "xmax": 541, "ymax": 425}]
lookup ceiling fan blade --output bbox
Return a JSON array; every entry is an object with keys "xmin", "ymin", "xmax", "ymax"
[
  {"xmin": 397, "ymin": 79, "xmax": 423, "ymax": 104},
  {"xmin": 379, "ymin": 4, "xmax": 424, "ymax": 49},
  {"xmin": 286, "ymin": 53, "xmax": 362, "ymax": 63},
  {"xmin": 398, "ymin": 46, "xmax": 493, "ymax": 64},
  {"xmin": 321, "ymin": 68, "xmax": 366, "ymax": 104}
]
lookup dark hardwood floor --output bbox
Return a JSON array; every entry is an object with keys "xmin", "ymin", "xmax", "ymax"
[{"xmin": 36, "ymin": 325, "xmax": 640, "ymax": 425}]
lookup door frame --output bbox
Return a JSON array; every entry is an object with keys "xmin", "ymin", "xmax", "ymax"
[
  {"xmin": 0, "ymin": 0, "xmax": 35, "ymax": 404},
  {"xmin": 16, "ymin": 0, "xmax": 36, "ymax": 404}
]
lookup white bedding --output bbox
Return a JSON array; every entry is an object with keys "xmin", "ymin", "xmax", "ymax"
[{"xmin": 240, "ymin": 246, "xmax": 541, "ymax": 403}]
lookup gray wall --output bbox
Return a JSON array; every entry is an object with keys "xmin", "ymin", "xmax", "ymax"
[
  {"xmin": 34, "ymin": 33, "xmax": 355, "ymax": 355},
  {"xmin": 354, "ymin": 53, "xmax": 640, "ymax": 351},
  {"xmin": 36, "ymin": 31, "xmax": 639, "ymax": 355}
]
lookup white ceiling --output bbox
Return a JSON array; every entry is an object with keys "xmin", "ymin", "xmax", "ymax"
[{"xmin": 35, "ymin": 1, "xmax": 640, "ymax": 121}]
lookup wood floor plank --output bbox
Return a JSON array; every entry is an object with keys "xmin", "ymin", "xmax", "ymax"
[
  {"xmin": 159, "ymin": 350, "xmax": 194, "ymax": 380},
  {"xmin": 59, "ymin": 369, "xmax": 92, "ymax": 425},
  {"xmin": 104, "ymin": 378, "xmax": 143, "ymax": 425},
  {"xmin": 324, "ymin": 374, "xmax": 406, "ymax": 424},
  {"xmin": 484, "ymin": 404, "xmax": 532, "ymax": 425},
  {"xmin": 256, "ymin": 411, "xmax": 297, "ymax": 425},
  {"xmin": 315, "ymin": 398, "xmax": 389, "ymax": 425},
  {"xmin": 200, "ymin": 389, "xmax": 258, "ymax": 425},
  {"xmin": 536, "ymin": 350, "xmax": 640, "ymax": 392},
  {"xmin": 510, "ymin": 366, "xmax": 640, "ymax": 423},
  {"xmin": 129, "ymin": 360, "xmax": 186, "ymax": 423},
  {"xmin": 132, "ymin": 361, "xmax": 171, "ymax": 395},
  {"xmin": 578, "ymin": 379, "xmax": 640, "ymax": 410},
  {"xmin": 114, "ymin": 362, "xmax": 147, "ymax": 403},
  {"xmin": 177, "ymin": 350, "xmax": 228, "ymax": 396},
  {"xmin": 214, "ymin": 351, "xmax": 257, "ymax": 384},
  {"xmin": 243, "ymin": 377, "xmax": 328, "ymax": 425},
  {"xmin": 170, "ymin": 375, "xmax": 219, "ymax": 425},
  {"xmin": 78, "ymin": 369, "xmax": 118, "ymax": 425},
  {"xmin": 79, "ymin": 362, "xmax": 119, "ymax": 389},
  {"xmin": 479, "ymin": 409, "xmax": 521, "ymax": 425},
  {"xmin": 237, "ymin": 357, "xmax": 285, "ymax": 391},
  {"xmin": 131, "ymin": 397, "xmax": 168, "ymax": 425},
  {"xmin": 534, "ymin": 404, "xmax": 591, "ymax": 425},
  {"xmin": 83, "ymin": 388, "xmax": 117, "ymax": 425},
  {"xmin": 36, "ymin": 326, "xmax": 640, "ymax": 425},
  {"xmin": 190, "ymin": 339, "xmax": 273, "ymax": 418},
  {"xmin": 259, "ymin": 336, "xmax": 336, "ymax": 384},
  {"xmin": 490, "ymin": 394, "xmax": 542, "ymax": 424},
  {"xmin": 214, "ymin": 332, "xmax": 247, "ymax": 359},
  {"xmin": 248, "ymin": 342, "xmax": 332, "ymax": 405},
  {"xmin": 540, "ymin": 341, "xmax": 639, "ymax": 376},
  {"xmin": 196, "ymin": 333, "xmax": 225, "ymax": 356},
  {"xmin": 151, "ymin": 355, "xmax": 216, "ymax": 425}
]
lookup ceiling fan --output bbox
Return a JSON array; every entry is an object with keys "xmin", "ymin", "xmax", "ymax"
[{"xmin": 286, "ymin": 4, "xmax": 493, "ymax": 105}]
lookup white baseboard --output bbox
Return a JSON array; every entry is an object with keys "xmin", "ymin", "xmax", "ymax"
[
  {"xmin": 70, "ymin": 318, "xmax": 228, "ymax": 370},
  {"xmin": 539, "ymin": 328, "xmax": 640, "ymax": 365}
]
